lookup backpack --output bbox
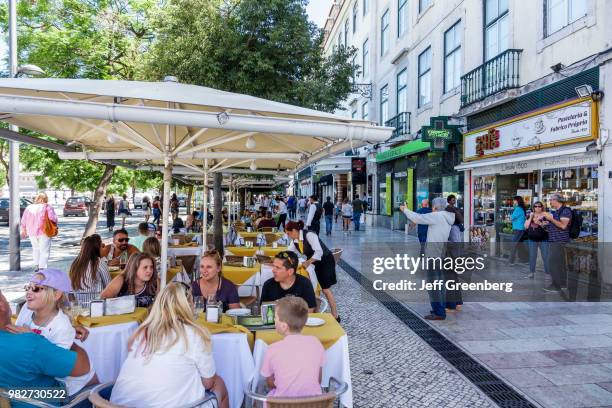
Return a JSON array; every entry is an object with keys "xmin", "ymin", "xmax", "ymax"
[{"xmin": 566, "ymin": 207, "xmax": 582, "ymax": 239}]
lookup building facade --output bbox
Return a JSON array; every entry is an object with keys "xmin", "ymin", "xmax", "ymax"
[{"xmin": 320, "ymin": 0, "xmax": 611, "ymax": 248}]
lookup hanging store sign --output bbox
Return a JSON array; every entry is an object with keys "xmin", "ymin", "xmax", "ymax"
[
  {"xmin": 464, "ymin": 98, "xmax": 598, "ymax": 161},
  {"xmin": 352, "ymin": 158, "xmax": 367, "ymax": 184}
]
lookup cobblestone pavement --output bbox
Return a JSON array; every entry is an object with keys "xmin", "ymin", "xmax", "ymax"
[
  {"xmin": 323, "ymin": 221, "xmax": 612, "ymax": 408},
  {"xmin": 334, "ymin": 262, "xmax": 494, "ymax": 407}
]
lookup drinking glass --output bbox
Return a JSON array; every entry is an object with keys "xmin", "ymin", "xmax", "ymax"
[
  {"xmin": 66, "ymin": 300, "xmax": 81, "ymax": 324},
  {"xmin": 193, "ymin": 296, "xmax": 205, "ymax": 319}
]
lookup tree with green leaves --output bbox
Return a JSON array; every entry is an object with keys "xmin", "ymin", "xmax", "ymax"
[
  {"xmin": 0, "ymin": 0, "xmax": 159, "ymax": 236},
  {"xmin": 144, "ymin": 0, "xmax": 358, "ymax": 248}
]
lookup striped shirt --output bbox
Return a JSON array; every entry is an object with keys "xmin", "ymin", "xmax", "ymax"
[
  {"xmin": 73, "ymin": 259, "xmax": 111, "ymax": 302},
  {"xmin": 547, "ymin": 206, "xmax": 572, "ymax": 243}
]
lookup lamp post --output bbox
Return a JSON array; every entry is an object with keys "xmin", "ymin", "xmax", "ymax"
[{"xmin": 8, "ymin": 0, "xmax": 46, "ymax": 272}]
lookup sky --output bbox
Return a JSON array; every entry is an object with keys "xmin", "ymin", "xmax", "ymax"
[{"xmin": 306, "ymin": 0, "xmax": 331, "ymax": 28}]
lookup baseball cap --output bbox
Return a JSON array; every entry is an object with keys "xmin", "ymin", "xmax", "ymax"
[{"xmin": 30, "ymin": 268, "xmax": 72, "ymax": 293}]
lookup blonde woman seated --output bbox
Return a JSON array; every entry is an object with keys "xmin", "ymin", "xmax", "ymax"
[
  {"xmin": 101, "ymin": 253, "xmax": 159, "ymax": 308},
  {"xmin": 111, "ymin": 283, "xmax": 229, "ymax": 408}
]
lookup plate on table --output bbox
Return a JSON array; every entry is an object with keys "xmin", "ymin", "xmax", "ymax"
[
  {"xmin": 305, "ymin": 317, "xmax": 325, "ymax": 327},
  {"xmin": 226, "ymin": 308, "xmax": 251, "ymax": 317}
]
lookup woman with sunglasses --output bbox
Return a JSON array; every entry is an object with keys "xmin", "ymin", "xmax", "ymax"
[
  {"xmin": 111, "ymin": 283, "xmax": 229, "ymax": 408},
  {"xmin": 192, "ymin": 250, "xmax": 240, "ymax": 312},
  {"xmin": 284, "ymin": 220, "xmax": 339, "ymax": 321},
  {"xmin": 524, "ymin": 201, "xmax": 550, "ymax": 279},
  {"xmin": 69, "ymin": 234, "xmax": 110, "ymax": 303},
  {"xmin": 12, "ymin": 269, "xmax": 98, "ymax": 396},
  {"xmin": 101, "ymin": 253, "xmax": 159, "ymax": 308}
]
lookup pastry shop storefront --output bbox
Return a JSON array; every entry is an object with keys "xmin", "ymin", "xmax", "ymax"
[{"xmin": 455, "ymin": 97, "xmax": 600, "ymax": 252}]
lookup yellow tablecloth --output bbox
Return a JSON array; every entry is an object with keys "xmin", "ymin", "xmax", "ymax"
[
  {"xmin": 76, "ymin": 307, "xmax": 149, "ymax": 328},
  {"xmin": 238, "ymin": 231, "xmax": 262, "ymax": 238},
  {"xmin": 260, "ymin": 246, "xmax": 288, "ymax": 257},
  {"xmin": 255, "ymin": 313, "xmax": 344, "ymax": 350},
  {"xmin": 226, "ymin": 246, "xmax": 258, "ymax": 257},
  {"xmin": 222, "ymin": 263, "xmax": 260, "ymax": 285},
  {"xmin": 110, "ymin": 266, "xmax": 182, "ymax": 283},
  {"xmin": 196, "ymin": 314, "xmax": 254, "ymax": 349}
]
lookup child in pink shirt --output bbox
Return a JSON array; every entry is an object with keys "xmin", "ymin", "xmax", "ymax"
[{"xmin": 261, "ymin": 296, "xmax": 325, "ymax": 397}]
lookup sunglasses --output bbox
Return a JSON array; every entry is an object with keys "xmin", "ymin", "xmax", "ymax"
[
  {"xmin": 117, "ymin": 238, "xmax": 129, "ymax": 243},
  {"xmin": 24, "ymin": 284, "xmax": 46, "ymax": 293},
  {"xmin": 534, "ymin": 205, "xmax": 543, "ymax": 208}
]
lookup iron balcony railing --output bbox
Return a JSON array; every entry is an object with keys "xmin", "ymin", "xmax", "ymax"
[
  {"xmin": 461, "ymin": 49, "xmax": 522, "ymax": 107},
  {"xmin": 385, "ymin": 112, "xmax": 411, "ymax": 139}
]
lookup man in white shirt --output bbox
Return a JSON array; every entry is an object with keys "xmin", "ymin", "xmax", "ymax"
[
  {"xmin": 305, "ymin": 195, "xmax": 322, "ymax": 235},
  {"xmin": 297, "ymin": 197, "xmax": 307, "ymax": 219},
  {"xmin": 276, "ymin": 196, "xmax": 288, "ymax": 230}
]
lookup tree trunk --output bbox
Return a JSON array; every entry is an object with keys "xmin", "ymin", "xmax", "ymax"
[
  {"xmin": 131, "ymin": 175, "xmax": 136, "ymax": 204},
  {"xmin": 213, "ymin": 172, "xmax": 224, "ymax": 252},
  {"xmin": 83, "ymin": 164, "xmax": 115, "ymax": 238},
  {"xmin": 239, "ymin": 188, "xmax": 246, "ymax": 216},
  {"xmin": 186, "ymin": 184, "xmax": 194, "ymax": 214},
  {"xmin": 0, "ymin": 141, "xmax": 9, "ymax": 186}
]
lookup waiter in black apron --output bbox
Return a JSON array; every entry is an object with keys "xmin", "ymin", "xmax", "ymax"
[
  {"xmin": 285, "ymin": 220, "xmax": 340, "ymax": 322},
  {"xmin": 305, "ymin": 195, "xmax": 323, "ymax": 235}
]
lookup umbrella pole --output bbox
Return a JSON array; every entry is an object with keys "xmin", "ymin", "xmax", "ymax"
[
  {"xmin": 160, "ymin": 158, "xmax": 173, "ymax": 289},
  {"xmin": 202, "ymin": 156, "xmax": 209, "ymax": 254}
]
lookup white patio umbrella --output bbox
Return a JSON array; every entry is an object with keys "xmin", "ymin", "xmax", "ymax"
[{"xmin": 0, "ymin": 78, "xmax": 392, "ymax": 286}]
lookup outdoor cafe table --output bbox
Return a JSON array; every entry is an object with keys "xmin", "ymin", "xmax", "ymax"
[
  {"xmin": 225, "ymin": 245, "xmax": 289, "ymax": 258},
  {"xmin": 76, "ymin": 309, "xmax": 255, "ymax": 408},
  {"xmin": 252, "ymin": 313, "xmax": 353, "ymax": 408},
  {"xmin": 222, "ymin": 263, "xmax": 261, "ymax": 298}
]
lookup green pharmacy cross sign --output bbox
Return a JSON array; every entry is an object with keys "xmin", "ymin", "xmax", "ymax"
[{"xmin": 420, "ymin": 116, "xmax": 462, "ymax": 152}]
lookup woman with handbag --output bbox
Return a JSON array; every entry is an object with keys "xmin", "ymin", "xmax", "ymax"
[
  {"xmin": 117, "ymin": 194, "xmax": 131, "ymax": 229},
  {"xmin": 524, "ymin": 201, "xmax": 550, "ymax": 279},
  {"xmin": 20, "ymin": 192, "xmax": 58, "ymax": 270}
]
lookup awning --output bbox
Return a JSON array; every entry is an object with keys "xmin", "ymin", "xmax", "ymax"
[
  {"xmin": 454, "ymin": 142, "xmax": 594, "ymax": 171},
  {"xmin": 376, "ymin": 140, "xmax": 430, "ymax": 163}
]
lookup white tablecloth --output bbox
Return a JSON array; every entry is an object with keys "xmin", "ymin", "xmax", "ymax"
[
  {"xmin": 77, "ymin": 322, "xmax": 139, "ymax": 383},
  {"xmin": 167, "ymin": 246, "xmax": 203, "ymax": 258},
  {"xmin": 79, "ymin": 323, "xmax": 255, "ymax": 408},
  {"xmin": 252, "ymin": 335, "xmax": 353, "ymax": 408}
]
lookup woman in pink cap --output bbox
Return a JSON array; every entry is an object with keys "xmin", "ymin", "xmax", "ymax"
[
  {"xmin": 10, "ymin": 268, "xmax": 98, "ymax": 396},
  {"xmin": 20, "ymin": 192, "xmax": 58, "ymax": 270}
]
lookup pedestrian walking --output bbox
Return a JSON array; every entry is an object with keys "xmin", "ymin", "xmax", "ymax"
[
  {"xmin": 351, "ymin": 195, "xmax": 364, "ymax": 231},
  {"xmin": 142, "ymin": 196, "xmax": 151, "ymax": 223},
  {"xmin": 297, "ymin": 196, "xmax": 307, "ymax": 220},
  {"xmin": 152, "ymin": 196, "xmax": 161, "ymax": 226},
  {"xmin": 524, "ymin": 201, "xmax": 549, "ymax": 279},
  {"xmin": 276, "ymin": 196, "xmax": 287, "ymax": 230},
  {"xmin": 508, "ymin": 196, "xmax": 527, "ymax": 264},
  {"xmin": 445, "ymin": 194, "xmax": 464, "ymax": 312},
  {"xmin": 20, "ymin": 192, "xmax": 58, "ymax": 271},
  {"xmin": 400, "ymin": 197, "xmax": 455, "ymax": 320},
  {"xmin": 170, "ymin": 193, "xmax": 179, "ymax": 221},
  {"xmin": 117, "ymin": 194, "xmax": 131, "ymax": 229},
  {"xmin": 542, "ymin": 193, "xmax": 572, "ymax": 294},
  {"xmin": 323, "ymin": 196, "xmax": 335, "ymax": 236},
  {"xmin": 305, "ymin": 195, "xmax": 322, "ymax": 235},
  {"xmin": 334, "ymin": 199, "xmax": 341, "ymax": 223},
  {"xmin": 416, "ymin": 199, "xmax": 431, "ymax": 254},
  {"xmin": 341, "ymin": 198, "xmax": 353, "ymax": 233},
  {"xmin": 287, "ymin": 195, "xmax": 296, "ymax": 220},
  {"xmin": 105, "ymin": 195, "xmax": 116, "ymax": 232}
]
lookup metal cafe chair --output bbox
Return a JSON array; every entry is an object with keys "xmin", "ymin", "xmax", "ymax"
[
  {"xmin": 88, "ymin": 382, "xmax": 218, "ymax": 408},
  {"xmin": 245, "ymin": 377, "xmax": 348, "ymax": 408},
  {"xmin": 0, "ymin": 387, "xmax": 93, "ymax": 408}
]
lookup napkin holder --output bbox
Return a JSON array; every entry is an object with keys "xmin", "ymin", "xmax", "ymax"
[
  {"xmin": 104, "ymin": 295, "xmax": 136, "ymax": 316},
  {"xmin": 90, "ymin": 300, "xmax": 105, "ymax": 318},
  {"xmin": 243, "ymin": 256, "xmax": 255, "ymax": 268},
  {"xmin": 206, "ymin": 303, "xmax": 220, "ymax": 323}
]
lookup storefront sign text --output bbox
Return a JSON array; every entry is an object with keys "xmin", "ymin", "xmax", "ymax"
[{"xmin": 464, "ymin": 98, "xmax": 597, "ymax": 161}]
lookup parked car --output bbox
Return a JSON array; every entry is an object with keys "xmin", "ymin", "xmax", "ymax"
[
  {"xmin": 178, "ymin": 195, "xmax": 187, "ymax": 207},
  {"xmin": 64, "ymin": 196, "xmax": 91, "ymax": 217},
  {"xmin": 0, "ymin": 197, "xmax": 32, "ymax": 225},
  {"xmin": 133, "ymin": 193, "xmax": 152, "ymax": 209}
]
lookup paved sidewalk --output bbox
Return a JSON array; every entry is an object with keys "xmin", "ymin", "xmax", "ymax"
[{"xmin": 321, "ymin": 222, "xmax": 612, "ymax": 408}]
